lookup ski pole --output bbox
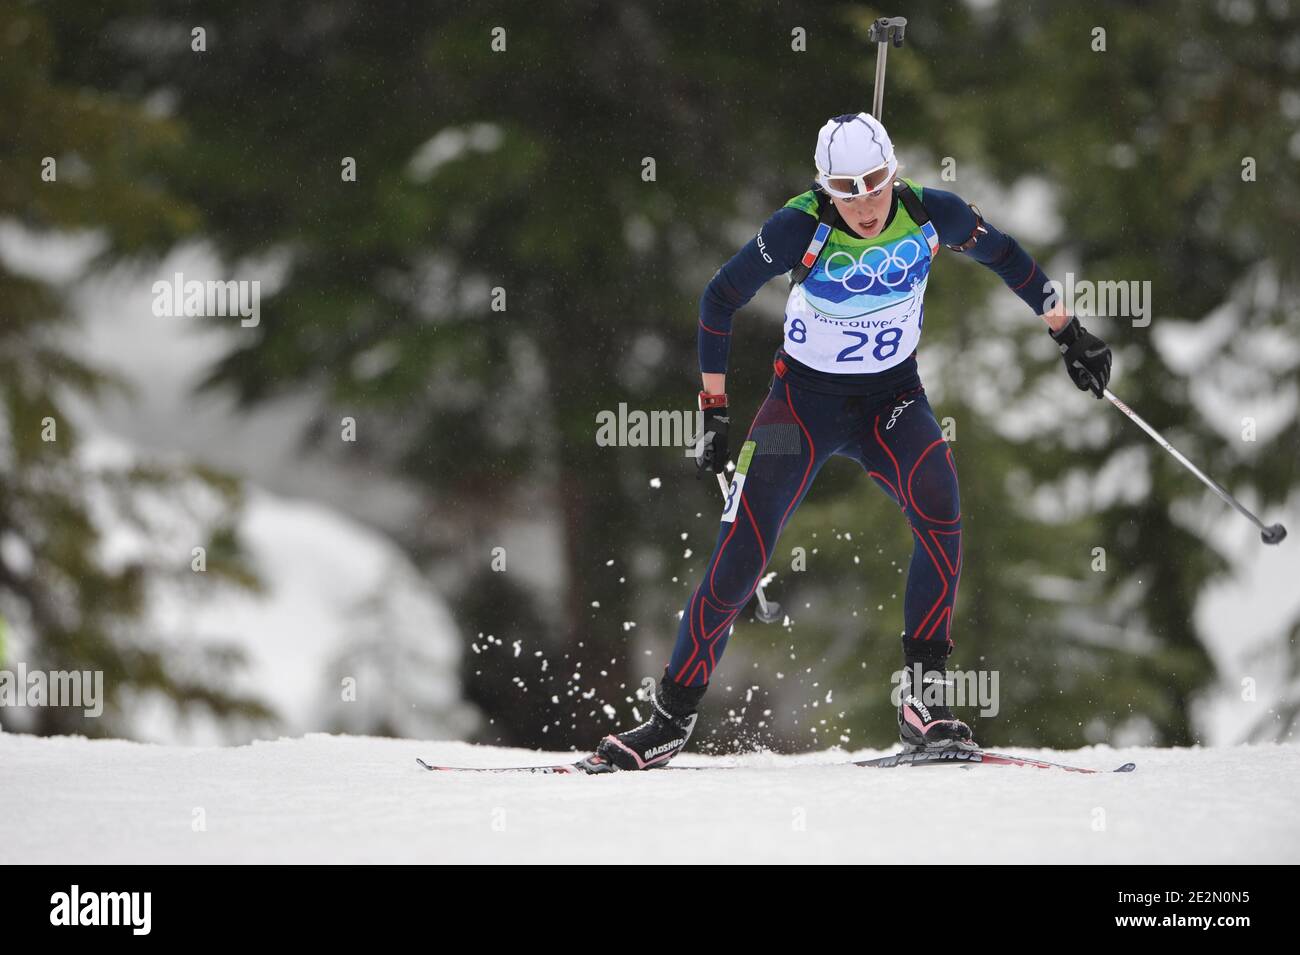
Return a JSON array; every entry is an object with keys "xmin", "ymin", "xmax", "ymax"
[
  {"xmin": 715, "ymin": 472, "xmax": 783, "ymax": 623},
  {"xmin": 1103, "ymin": 388, "xmax": 1287, "ymax": 545},
  {"xmin": 868, "ymin": 16, "xmax": 908, "ymax": 120}
]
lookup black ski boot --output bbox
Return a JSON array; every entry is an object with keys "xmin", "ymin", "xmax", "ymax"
[
  {"xmin": 595, "ymin": 676, "xmax": 706, "ymax": 770},
  {"xmin": 897, "ymin": 655, "xmax": 977, "ymax": 752}
]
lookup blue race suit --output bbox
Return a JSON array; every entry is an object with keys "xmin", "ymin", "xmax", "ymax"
[{"xmin": 670, "ymin": 183, "xmax": 1054, "ymax": 686}]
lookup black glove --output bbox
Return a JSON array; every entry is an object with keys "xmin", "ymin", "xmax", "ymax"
[
  {"xmin": 695, "ymin": 405, "xmax": 729, "ymax": 476},
  {"xmin": 1050, "ymin": 317, "xmax": 1112, "ymax": 398}
]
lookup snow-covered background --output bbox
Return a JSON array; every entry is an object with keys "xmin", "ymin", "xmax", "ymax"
[{"xmin": 0, "ymin": 239, "xmax": 481, "ymax": 744}]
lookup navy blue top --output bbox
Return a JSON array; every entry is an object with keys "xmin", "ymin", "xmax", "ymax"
[{"xmin": 698, "ymin": 186, "xmax": 1054, "ymax": 374}]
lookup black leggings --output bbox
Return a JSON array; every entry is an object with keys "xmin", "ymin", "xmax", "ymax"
[{"xmin": 668, "ymin": 361, "xmax": 962, "ymax": 687}]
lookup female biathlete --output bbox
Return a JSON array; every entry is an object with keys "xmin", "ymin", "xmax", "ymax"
[{"xmin": 594, "ymin": 113, "xmax": 1112, "ymax": 770}]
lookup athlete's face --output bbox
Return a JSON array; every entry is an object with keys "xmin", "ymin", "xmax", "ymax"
[{"xmin": 831, "ymin": 187, "xmax": 893, "ymax": 238}]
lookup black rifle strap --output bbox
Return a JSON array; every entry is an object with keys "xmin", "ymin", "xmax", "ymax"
[{"xmin": 893, "ymin": 179, "xmax": 929, "ymax": 227}]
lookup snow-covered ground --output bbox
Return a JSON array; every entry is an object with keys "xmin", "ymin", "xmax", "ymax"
[{"xmin": 3, "ymin": 733, "xmax": 1296, "ymax": 864}]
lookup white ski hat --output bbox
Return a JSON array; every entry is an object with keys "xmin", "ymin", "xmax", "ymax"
[{"xmin": 814, "ymin": 112, "xmax": 896, "ymax": 180}]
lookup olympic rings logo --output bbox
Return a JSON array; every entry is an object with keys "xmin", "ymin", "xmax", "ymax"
[{"xmin": 822, "ymin": 239, "xmax": 924, "ymax": 293}]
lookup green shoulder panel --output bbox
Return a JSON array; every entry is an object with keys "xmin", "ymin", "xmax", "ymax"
[{"xmin": 783, "ymin": 190, "xmax": 821, "ymax": 218}]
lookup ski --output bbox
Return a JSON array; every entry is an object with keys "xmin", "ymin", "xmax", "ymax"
[
  {"xmin": 417, "ymin": 749, "xmax": 1136, "ymax": 775},
  {"xmin": 851, "ymin": 749, "xmax": 1136, "ymax": 773},
  {"xmin": 415, "ymin": 755, "xmax": 612, "ymax": 775}
]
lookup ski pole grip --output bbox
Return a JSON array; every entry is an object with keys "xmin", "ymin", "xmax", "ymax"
[{"xmin": 868, "ymin": 16, "xmax": 908, "ymax": 47}]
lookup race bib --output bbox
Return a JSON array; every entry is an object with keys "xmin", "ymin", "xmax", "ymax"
[{"xmin": 782, "ymin": 219, "xmax": 934, "ymax": 374}]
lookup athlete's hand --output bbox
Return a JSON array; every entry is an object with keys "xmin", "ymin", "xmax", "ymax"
[
  {"xmin": 1050, "ymin": 317, "xmax": 1112, "ymax": 398},
  {"xmin": 695, "ymin": 405, "xmax": 730, "ymax": 476}
]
